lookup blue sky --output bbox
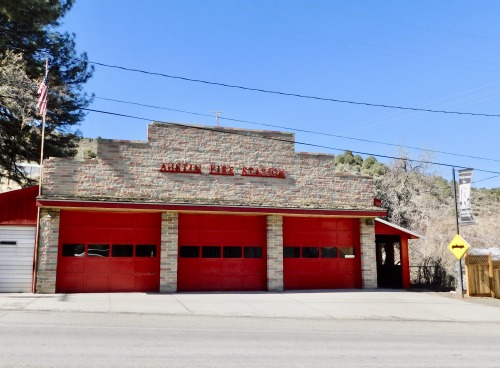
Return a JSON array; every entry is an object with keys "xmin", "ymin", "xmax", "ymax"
[{"xmin": 60, "ymin": 0, "xmax": 500, "ymax": 188}]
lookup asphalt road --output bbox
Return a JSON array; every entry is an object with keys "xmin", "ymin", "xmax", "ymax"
[{"xmin": 1, "ymin": 310, "xmax": 499, "ymax": 368}]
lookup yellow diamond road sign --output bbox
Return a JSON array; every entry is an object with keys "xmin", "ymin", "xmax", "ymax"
[{"xmin": 447, "ymin": 234, "xmax": 470, "ymax": 260}]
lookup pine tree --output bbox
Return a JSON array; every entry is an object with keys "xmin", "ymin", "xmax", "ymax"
[{"xmin": 0, "ymin": 0, "xmax": 93, "ymax": 187}]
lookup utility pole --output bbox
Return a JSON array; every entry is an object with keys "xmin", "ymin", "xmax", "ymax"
[
  {"xmin": 451, "ymin": 167, "xmax": 464, "ymax": 298},
  {"xmin": 214, "ymin": 111, "xmax": 223, "ymax": 127}
]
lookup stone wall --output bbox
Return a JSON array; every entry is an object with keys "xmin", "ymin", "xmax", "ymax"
[{"xmin": 42, "ymin": 123, "xmax": 377, "ymax": 211}]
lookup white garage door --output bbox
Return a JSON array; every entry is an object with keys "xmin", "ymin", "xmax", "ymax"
[{"xmin": 0, "ymin": 226, "xmax": 35, "ymax": 292}]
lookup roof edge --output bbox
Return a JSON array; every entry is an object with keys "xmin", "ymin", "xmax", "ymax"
[
  {"xmin": 375, "ymin": 218, "xmax": 422, "ymax": 239},
  {"xmin": 37, "ymin": 199, "xmax": 387, "ymax": 217}
]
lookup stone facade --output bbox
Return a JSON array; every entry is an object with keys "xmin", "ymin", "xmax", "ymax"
[
  {"xmin": 267, "ymin": 215, "xmax": 284, "ymax": 291},
  {"xmin": 160, "ymin": 212, "xmax": 178, "ymax": 292},
  {"xmin": 36, "ymin": 123, "xmax": 384, "ymax": 293},
  {"xmin": 360, "ymin": 218, "xmax": 377, "ymax": 288},
  {"xmin": 36, "ymin": 208, "xmax": 60, "ymax": 293},
  {"xmin": 41, "ymin": 123, "xmax": 379, "ymax": 212}
]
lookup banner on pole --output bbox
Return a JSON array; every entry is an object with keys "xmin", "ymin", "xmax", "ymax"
[{"xmin": 458, "ymin": 169, "xmax": 474, "ymax": 225}]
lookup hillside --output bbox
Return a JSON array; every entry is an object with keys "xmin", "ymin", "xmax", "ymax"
[{"xmin": 334, "ymin": 151, "xmax": 500, "ymax": 288}]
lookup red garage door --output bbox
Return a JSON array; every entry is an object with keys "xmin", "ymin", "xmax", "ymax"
[
  {"xmin": 178, "ymin": 214, "xmax": 267, "ymax": 291},
  {"xmin": 57, "ymin": 211, "xmax": 161, "ymax": 293},
  {"xmin": 283, "ymin": 217, "xmax": 361, "ymax": 290}
]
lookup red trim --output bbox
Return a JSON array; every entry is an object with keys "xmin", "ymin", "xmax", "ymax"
[
  {"xmin": 401, "ymin": 237, "xmax": 410, "ymax": 289},
  {"xmin": 37, "ymin": 199, "xmax": 386, "ymax": 217},
  {"xmin": 375, "ymin": 221, "xmax": 419, "ymax": 239}
]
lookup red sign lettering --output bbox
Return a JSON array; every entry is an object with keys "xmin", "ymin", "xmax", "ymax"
[
  {"xmin": 241, "ymin": 166, "xmax": 285, "ymax": 178},
  {"xmin": 159, "ymin": 162, "xmax": 202, "ymax": 174},
  {"xmin": 160, "ymin": 162, "xmax": 285, "ymax": 178},
  {"xmin": 209, "ymin": 164, "xmax": 235, "ymax": 176}
]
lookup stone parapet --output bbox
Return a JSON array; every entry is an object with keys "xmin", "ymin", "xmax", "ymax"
[{"xmin": 42, "ymin": 123, "xmax": 378, "ymax": 211}]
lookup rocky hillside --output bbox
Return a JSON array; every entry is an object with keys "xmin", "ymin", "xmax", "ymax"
[{"xmin": 334, "ymin": 151, "xmax": 500, "ymax": 288}]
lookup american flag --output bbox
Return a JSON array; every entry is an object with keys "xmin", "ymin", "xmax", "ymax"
[{"xmin": 37, "ymin": 76, "xmax": 48, "ymax": 117}]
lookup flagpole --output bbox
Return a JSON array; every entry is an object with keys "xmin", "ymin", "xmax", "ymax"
[
  {"xmin": 33, "ymin": 58, "xmax": 49, "ymax": 293},
  {"xmin": 38, "ymin": 58, "xmax": 48, "ymax": 196}
]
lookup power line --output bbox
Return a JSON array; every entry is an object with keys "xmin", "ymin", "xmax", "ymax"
[
  {"xmin": 82, "ymin": 107, "xmax": 500, "ymax": 177},
  {"xmin": 95, "ymin": 97, "xmax": 212, "ymax": 118},
  {"xmin": 2, "ymin": 92, "xmax": 499, "ymax": 180},
  {"xmin": 95, "ymin": 96, "xmax": 500, "ymax": 164},
  {"xmin": 6, "ymin": 44, "xmax": 500, "ymax": 119},
  {"xmin": 90, "ymin": 61, "xmax": 500, "ymax": 118},
  {"xmin": 473, "ymin": 174, "xmax": 500, "ymax": 184}
]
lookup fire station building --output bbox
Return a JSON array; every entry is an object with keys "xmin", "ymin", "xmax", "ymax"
[{"xmin": 34, "ymin": 122, "xmax": 390, "ymax": 293}]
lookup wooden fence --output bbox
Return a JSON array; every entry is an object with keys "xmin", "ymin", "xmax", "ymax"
[{"xmin": 465, "ymin": 253, "xmax": 500, "ymax": 298}]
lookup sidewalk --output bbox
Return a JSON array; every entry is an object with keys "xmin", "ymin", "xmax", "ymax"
[{"xmin": 1, "ymin": 290, "xmax": 499, "ymax": 322}]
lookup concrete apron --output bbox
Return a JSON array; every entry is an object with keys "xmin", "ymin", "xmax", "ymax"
[{"xmin": 0, "ymin": 290, "xmax": 499, "ymax": 323}]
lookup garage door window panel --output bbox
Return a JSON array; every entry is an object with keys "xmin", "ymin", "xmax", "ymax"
[
  {"xmin": 202, "ymin": 246, "xmax": 221, "ymax": 258},
  {"xmin": 62, "ymin": 244, "xmax": 85, "ymax": 257},
  {"xmin": 302, "ymin": 247, "xmax": 320, "ymax": 258},
  {"xmin": 88, "ymin": 244, "xmax": 110, "ymax": 257},
  {"xmin": 223, "ymin": 246, "xmax": 242, "ymax": 258},
  {"xmin": 244, "ymin": 246, "xmax": 262, "ymax": 258},
  {"xmin": 180, "ymin": 246, "xmax": 200, "ymax": 258},
  {"xmin": 112, "ymin": 244, "xmax": 133, "ymax": 257},
  {"xmin": 322, "ymin": 247, "xmax": 338, "ymax": 258},
  {"xmin": 136, "ymin": 244, "xmax": 157, "ymax": 257},
  {"xmin": 284, "ymin": 246, "xmax": 301, "ymax": 258},
  {"xmin": 339, "ymin": 247, "xmax": 355, "ymax": 258}
]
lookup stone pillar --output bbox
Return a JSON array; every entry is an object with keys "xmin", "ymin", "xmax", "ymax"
[
  {"xmin": 35, "ymin": 208, "xmax": 60, "ymax": 293},
  {"xmin": 267, "ymin": 215, "xmax": 284, "ymax": 292},
  {"xmin": 360, "ymin": 218, "xmax": 377, "ymax": 289},
  {"xmin": 160, "ymin": 212, "xmax": 178, "ymax": 293}
]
